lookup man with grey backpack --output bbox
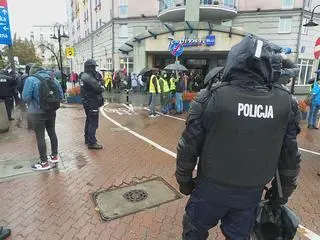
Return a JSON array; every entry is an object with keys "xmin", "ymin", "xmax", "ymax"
[{"xmin": 22, "ymin": 64, "xmax": 63, "ymax": 171}]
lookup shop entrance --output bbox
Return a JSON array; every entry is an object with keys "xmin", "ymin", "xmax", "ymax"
[{"xmin": 152, "ymin": 53, "xmax": 227, "ymax": 90}]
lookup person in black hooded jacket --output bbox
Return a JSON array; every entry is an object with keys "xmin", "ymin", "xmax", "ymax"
[
  {"xmin": 80, "ymin": 59, "xmax": 104, "ymax": 150},
  {"xmin": 176, "ymin": 35, "xmax": 301, "ymax": 240}
]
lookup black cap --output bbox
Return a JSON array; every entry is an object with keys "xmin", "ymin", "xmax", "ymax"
[{"xmin": 84, "ymin": 59, "xmax": 98, "ymax": 68}]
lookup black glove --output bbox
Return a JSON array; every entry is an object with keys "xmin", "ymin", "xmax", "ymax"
[
  {"xmin": 178, "ymin": 180, "xmax": 195, "ymax": 196},
  {"xmin": 265, "ymin": 186, "xmax": 288, "ymax": 206}
]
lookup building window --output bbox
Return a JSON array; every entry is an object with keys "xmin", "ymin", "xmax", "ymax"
[
  {"xmin": 95, "ymin": 0, "xmax": 101, "ymax": 10},
  {"xmin": 302, "ymin": 17, "xmax": 309, "ymax": 34},
  {"xmin": 282, "ymin": 0, "xmax": 294, "ymax": 9},
  {"xmin": 120, "ymin": 57, "xmax": 133, "ymax": 73},
  {"xmin": 107, "ymin": 58, "xmax": 113, "ymax": 70},
  {"xmin": 223, "ymin": 0, "xmax": 235, "ymax": 7},
  {"xmin": 297, "ymin": 59, "xmax": 314, "ymax": 85},
  {"xmin": 119, "ymin": 0, "xmax": 128, "ymax": 18},
  {"xmin": 305, "ymin": 0, "xmax": 311, "ymax": 9},
  {"xmin": 279, "ymin": 17, "xmax": 292, "ymax": 33},
  {"xmin": 119, "ymin": 24, "xmax": 128, "ymax": 38}
]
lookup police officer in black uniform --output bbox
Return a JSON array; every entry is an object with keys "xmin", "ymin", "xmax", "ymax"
[
  {"xmin": 0, "ymin": 69, "xmax": 17, "ymax": 120},
  {"xmin": 176, "ymin": 35, "xmax": 301, "ymax": 240},
  {"xmin": 80, "ymin": 59, "xmax": 104, "ymax": 150}
]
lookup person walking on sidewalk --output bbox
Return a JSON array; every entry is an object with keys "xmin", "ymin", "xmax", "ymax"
[
  {"xmin": 169, "ymin": 73, "xmax": 176, "ymax": 112},
  {"xmin": 159, "ymin": 73, "xmax": 170, "ymax": 114},
  {"xmin": 22, "ymin": 64, "xmax": 63, "ymax": 171},
  {"xmin": 175, "ymin": 73, "xmax": 185, "ymax": 115},
  {"xmin": 308, "ymin": 77, "xmax": 320, "ymax": 129},
  {"xmin": 80, "ymin": 59, "xmax": 104, "ymax": 150},
  {"xmin": 16, "ymin": 63, "xmax": 33, "ymax": 128},
  {"xmin": 175, "ymin": 36, "xmax": 301, "ymax": 239},
  {"xmin": 149, "ymin": 70, "xmax": 161, "ymax": 117},
  {"xmin": 104, "ymin": 72, "xmax": 113, "ymax": 93}
]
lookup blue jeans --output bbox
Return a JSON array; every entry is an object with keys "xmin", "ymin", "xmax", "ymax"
[
  {"xmin": 175, "ymin": 92, "xmax": 183, "ymax": 113},
  {"xmin": 308, "ymin": 104, "xmax": 320, "ymax": 127},
  {"xmin": 183, "ymin": 180, "xmax": 262, "ymax": 240},
  {"xmin": 169, "ymin": 92, "xmax": 175, "ymax": 110}
]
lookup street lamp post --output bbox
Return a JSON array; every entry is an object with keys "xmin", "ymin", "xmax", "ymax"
[
  {"xmin": 304, "ymin": 5, "xmax": 320, "ymax": 81},
  {"xmin": 50, "ymin": 23, "xmax": 69, "ymax": 91},
  {"xmin": 39, "ymin": 43, "xmax": 60, "ymax": 68}
]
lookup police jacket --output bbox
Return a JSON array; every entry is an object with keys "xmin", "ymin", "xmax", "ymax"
[
  {"xmin": 0, "ymin": 73, "xmax": 16, "ymax": 97},
  {"xmin": 80, "ymin": 72, "xmax": 104, "ymax": 110},
  {"xmin": 176, "ymin": 35, "xmax": 301, "ymax": 202}
]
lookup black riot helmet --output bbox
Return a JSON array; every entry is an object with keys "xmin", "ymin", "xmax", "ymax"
[
  {"xmin": 84, "ymin": 59, "xmax": 98, "ymax": 73},
  {"xmin": 222, "ymin": 35, "xmax": 273, "ymax": 84},
  {"xmin": 253, "ymin": 201, "xmax": 299, "ymax": 240}
]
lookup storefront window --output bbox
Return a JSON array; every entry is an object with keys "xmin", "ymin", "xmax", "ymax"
[
  {"xmin": 120, "ymin": 58, "xmax": 133, "ymax": 74},
  {"xmin": 107, "ymin": 58, "xmax": 113, "ymax": 70},
  {"xmin": 297, "ymin": 59, "xmax": 314, "ymax": 85},
  {"xmin": 119, "ymin": 0, "xmax": 128, "ymax": 18}
]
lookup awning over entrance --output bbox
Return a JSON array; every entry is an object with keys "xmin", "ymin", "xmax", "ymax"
[{"xmin": 118, "ymin": 21, "xmax": 248, "ymax": 54}]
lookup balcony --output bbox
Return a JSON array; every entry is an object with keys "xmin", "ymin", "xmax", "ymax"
[{"xmin": 158, "ymin": 0, "xmax": 237, "ymax": 22}]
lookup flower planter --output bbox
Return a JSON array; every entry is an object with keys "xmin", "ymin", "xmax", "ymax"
[{"xmin": 67, "ymin": 95, "xmax": 82, "ymax": 104}]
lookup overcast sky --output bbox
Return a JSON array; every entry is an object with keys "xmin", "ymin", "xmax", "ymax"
[{"xmin": 8, "ymin": 0, "xmax": 68, "ymax": 38}]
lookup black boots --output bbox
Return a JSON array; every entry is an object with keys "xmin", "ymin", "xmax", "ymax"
[{"xmin": 88, "ymin": 143, "xmax": 103, "ymax": 150}]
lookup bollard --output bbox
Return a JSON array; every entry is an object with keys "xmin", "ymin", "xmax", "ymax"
[
  {"xmin": 0, "ymin": 99, "xmax": 9, "ymax": 133},
  {"xmin": 125, "ymin": 89, "xmax": 129, "ymax": 105}
]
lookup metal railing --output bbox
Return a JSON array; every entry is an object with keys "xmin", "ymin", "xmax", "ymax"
[{"xmin": 159, "ymin": 0, "xmax": 237, "ymax": 12}]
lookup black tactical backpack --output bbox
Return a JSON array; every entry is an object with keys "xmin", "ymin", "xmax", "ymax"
[{"xmin": 34, "ymin": 74, "xmax": 60, "ymax": 111}]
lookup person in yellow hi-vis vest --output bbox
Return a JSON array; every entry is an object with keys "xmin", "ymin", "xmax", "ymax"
[
  {"xmin": 104, "ymin": 72, "xmax": 113, "ymax": 92},
  {"xmin": 169, "ymin": 73, "xmax": 177, "ymax": 111},
  {"xmin": 149, "ymin": 71, "xmax": 161, "ymax": 117},
  {"xmin": 159, "ymin": 73, "xmax": 170, "ymax": 114}
]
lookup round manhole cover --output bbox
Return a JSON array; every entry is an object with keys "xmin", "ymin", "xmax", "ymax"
[
  {"xmin": 13, "ymin": 165, "xmax": 23, "ymax": 169},
  {"xmin": 123, "ymin": 189, "xmax": 148, "ymax": 202}
]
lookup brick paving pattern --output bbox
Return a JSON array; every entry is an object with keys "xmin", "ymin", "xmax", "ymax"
[{"xmin": 0, "ymin": 102, "xmax": 319, "ymax": 239}]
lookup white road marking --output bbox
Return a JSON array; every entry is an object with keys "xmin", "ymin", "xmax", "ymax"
[
  {"xmin": 100, "ymin": 103, "xmax": 320, "ymax": 239},
  {"xmin": 104, "ymin": 107, "xmax": 136, "ymax": 116},
  {"xmin": 299, "ymin": 147, "xmax": 320, "ymax": 156},
  {"xmin": 101, "ymin": 104, "xmax": 176, "ymax": 158},
  {"xmin": 298, "ymin": 225, "xmax": 320, "ymax": 240},
  {"xmin": 143, "ymin": 107, "xmax": 186, "ymax": 122}
]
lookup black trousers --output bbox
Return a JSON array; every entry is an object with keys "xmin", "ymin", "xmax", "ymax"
[
  {"xmin": 84, "ymin": 108, "xmax": 99, "ymax": 145},
  {"xmin": 0, "ymin": 97, "xmax": 13, "ymax": 119},
  {"xmin": 31, "ymin": 111, "xmax": 58, "ymax": 162}
]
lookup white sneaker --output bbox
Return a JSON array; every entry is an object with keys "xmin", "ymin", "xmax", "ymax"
[
  {"xmin": 48, "ymin": 155, "xmax": 59, "ymax": 163},
  {"xmin": 31, "ymin": 162, "xmax": 51, "ymax": 171}
]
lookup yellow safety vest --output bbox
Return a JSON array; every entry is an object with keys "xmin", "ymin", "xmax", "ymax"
[
  {"xmin": 149, "ymin": 75, "xmax": 161, "ymax": 93},
  {"xmin": 160, "ymin": 78, "xmax": 170, "ymax": 93},
  {"xmin": 170, "ymin": 78, "xmax": 176, "ymax": 91},
  {"xmin": 104, "ymin": 75, "xmax": 112, "ymax": 86}
]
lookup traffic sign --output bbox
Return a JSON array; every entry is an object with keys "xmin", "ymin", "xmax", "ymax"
[
  {"xmin": 65, "ymin": 47, "xmax": 75, "ymax": 58},
  {"xmin": 0, "ymin": 0, "xmax": 12, "ymax": 45},
  {"xmin": 314, "ymin": 38, "xmax": 320, "ymax": 59},
  {"xmin": 170, "ymin": 42, "xmax": 184, "ymax": 57}
]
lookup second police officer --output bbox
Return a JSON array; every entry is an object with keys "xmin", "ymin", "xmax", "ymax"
[
  {"xmin": 80, "ymin": 59, "xmax": 104, "ymax": 150},
  {"xmin": 176, "ymin": 35, "xmax": 301, "ymax": 240}
]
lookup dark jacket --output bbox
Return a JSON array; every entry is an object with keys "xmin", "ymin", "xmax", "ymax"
[
  {"xmin": 176, "ymin": 35, "xmax": 301, "ymax": 202},
  {"xmin": 0, "ymin": 73, "xmax": 17, "ymax": 97},
  {"xmin": 80, "ymin": 72, "xmax": 104, "ymax": 110}
]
